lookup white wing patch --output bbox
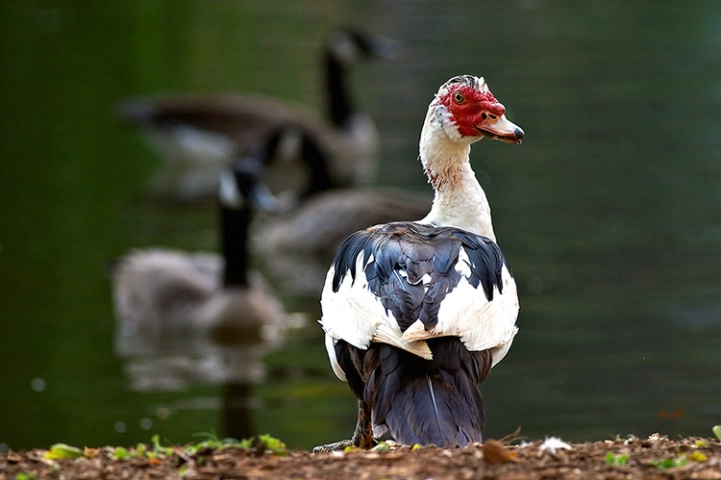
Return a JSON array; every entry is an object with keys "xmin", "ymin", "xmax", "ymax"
[
  {"xmin": 399, "ymin": 249, "xmax": 518, "ymax": 367},
  {"xmin": 320, "ymin": 252, "xmax": 434, "ymax": 382}
]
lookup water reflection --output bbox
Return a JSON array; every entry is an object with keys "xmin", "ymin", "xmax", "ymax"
[
  {"xmin": 114, "ymin": 321, "xmax": 274, "ymax": 391},
  {"xmin": 114, "ymin": 310, "xmax": 282, "ymax": 439}
]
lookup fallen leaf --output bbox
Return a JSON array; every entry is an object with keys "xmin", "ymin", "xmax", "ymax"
[
  {"xmin": 657, "ymin": 407, "xmax": 684, "ymax": 420},
  {"xmin": 482, "ymin": 440, "xmax": 518, "ymax": 464},
  {"xmin": 44, "ymin": 444, "xmax": 86, "ymax": 460}
]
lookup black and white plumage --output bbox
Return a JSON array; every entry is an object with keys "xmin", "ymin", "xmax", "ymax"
[
  {"xmin": 116, "ymin": 27, "xmax": 396, "ymax": 201},
  {"xmin": 317, "ymin": 75, "xmax": 524, "ymax": 449}
]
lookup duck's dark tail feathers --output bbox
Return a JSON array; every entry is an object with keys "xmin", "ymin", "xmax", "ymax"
[{"xmin": 366, "ymin": 338, "xmax": 492, "ymax": 447}]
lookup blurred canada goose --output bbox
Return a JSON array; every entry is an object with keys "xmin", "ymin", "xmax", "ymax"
[
  {"xmin": 112, "ymin": 157, "xmax": 285, "ymax": 350},
  {"xmin": 244, "ymin": 126, "xmax": 431, "ymax": 301},
  {"xmin": 116, "ymin": 27, "xmax": 397, "ymax": 201}
]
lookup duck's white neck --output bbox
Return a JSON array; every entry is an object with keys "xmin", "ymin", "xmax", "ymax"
[{"xmin": 418, "ymin": 108, "xmax": 496, "ymax": 241}]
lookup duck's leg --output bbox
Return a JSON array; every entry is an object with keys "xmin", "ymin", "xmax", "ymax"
[
  {"xmin": 350, "ymin": 398, "xmax": 376, "ymax": 448},
  {"xmin": 312, "ymin": 399, "xmax": 376, "ymax": 452}
]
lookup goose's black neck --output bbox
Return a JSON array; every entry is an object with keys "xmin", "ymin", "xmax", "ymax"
[
  {"xmin": 261, "ymin": 127, "xmax": 335, "ymax": 195},
  {"xmin": 221, "ymin": 204, "xmax": 251, "ymax": 287},
  {"xmin": 324, "ymin": 51, "xmax": 354, "ymax": 128},
  {"xmin": 301, "ymin": 132, "xmax": 335, "ymax": 195}
]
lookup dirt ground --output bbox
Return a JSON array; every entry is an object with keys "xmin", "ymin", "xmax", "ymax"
[{"xmin": 1, "ymin": 434, "xmax": 719, "ymax": 480}]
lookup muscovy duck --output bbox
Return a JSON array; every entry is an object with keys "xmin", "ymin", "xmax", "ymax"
[
  {"xmin": 116, "ymin": 27, "xmax": 396, "ymax": 201},
  {"xmin": 316, "ymin": 75, "xmax": 523, "ymax": 449}
]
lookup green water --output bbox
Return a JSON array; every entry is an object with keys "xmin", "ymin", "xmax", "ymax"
[{"xmin": 1, "ymin": 1, "xmax": 719, "ymax": 451}]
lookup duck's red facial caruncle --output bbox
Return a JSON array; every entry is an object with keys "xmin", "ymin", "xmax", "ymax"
[{"xmin": 440, "ymin": 83, "xmax": 524, "ymax": 144}]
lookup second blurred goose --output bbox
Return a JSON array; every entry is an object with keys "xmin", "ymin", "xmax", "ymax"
[
  {"xmin": 117, "ymin": 27, "xmax": 396, "ymax": 201},
  {"xmin": 249, "ymin": 127, "xmax": 431, "ymax": 301}
]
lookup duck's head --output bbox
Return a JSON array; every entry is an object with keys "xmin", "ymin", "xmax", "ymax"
[{"xmin": 432, "ymin": 75, "xmax": 524, "ymax": 145}]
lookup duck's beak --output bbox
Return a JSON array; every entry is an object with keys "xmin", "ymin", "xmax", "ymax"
[{"xmin": 475, "ymin": 114, "xmax": 524, "ymax": 144}]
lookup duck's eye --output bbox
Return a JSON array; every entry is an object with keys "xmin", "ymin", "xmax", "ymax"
[{"xmin": 453, "ymin": 92, "xmax": 465, "ymax": 104}]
